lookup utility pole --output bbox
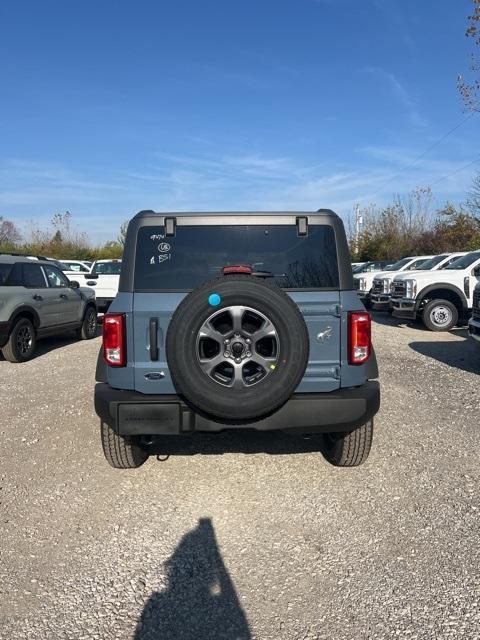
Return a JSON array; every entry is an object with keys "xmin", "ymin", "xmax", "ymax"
[{"xmin": 354, "ymin": 204, "xmax": 363, "ymax": 255}]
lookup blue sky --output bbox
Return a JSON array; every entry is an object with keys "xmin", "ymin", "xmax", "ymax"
[{"xmin": 0, "ymin": 0, "xmax": 478, "ymax": 243}]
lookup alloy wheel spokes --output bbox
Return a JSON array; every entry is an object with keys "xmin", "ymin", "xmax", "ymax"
[
  {"xmin": 196, "ymin": 305, "xmax": 279, "ymax": 388},
  {"xmin": 17, "ymin": 327, "xmax": 32, "ymax": 354}
]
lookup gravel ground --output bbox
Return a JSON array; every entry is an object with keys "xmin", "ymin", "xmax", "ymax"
[{"xmin": 0, "ymin": 314, "xmax": 479, "ymax": 640}]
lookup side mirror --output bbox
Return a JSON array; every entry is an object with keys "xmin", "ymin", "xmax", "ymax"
[
  {"xmin": 473, "ymin": 266, "xmax": 480, "ymax": 277},
  {"xmin": 69, "ymin": 280, "xmax": 80, "ymax": 289}
]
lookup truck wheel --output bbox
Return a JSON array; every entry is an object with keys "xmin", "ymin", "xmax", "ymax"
[
  {"xmin": 422, "ymin": 299, "xmax": 458, "ymax": 332},
  {"xmin": 77, "ymin": 306, "xmax": 98, "ymax": 340},
  {"xmin": 322, "ymin": 420, "xmax": 373, "ymax": 467},
  {"xmin": 166, "ymin": 274, "xmax": 309, "ymax": 423},
  {"xmin": 1, "ymin": 317, "xmax": 36, "ymax": 363},
  {"xmin": 100, "ymin": 422, "xmax": 149, "ymax": 469}
]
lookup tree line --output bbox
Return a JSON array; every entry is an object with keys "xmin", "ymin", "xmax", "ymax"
[
  {"xmin": 348, "ymin": 174, "xmax": 480, "ymax": 261},
  {"xmin": 0, "ymin": 212, "xmax": 126, "ymax": 260},
  {"xmin": 0, "ymin": 173, "xmax": 479, "ymax": 263}
]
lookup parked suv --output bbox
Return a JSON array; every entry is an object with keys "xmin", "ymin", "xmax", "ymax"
[
  {"xmin": 468, "ymin": 281, "xmax": 480, "ymax": 343},
  {"xmin": 0, "ymin": 254, "xmax": 97, "ymax": 362},
  {"xmin": 391, "ymin": 250, "xmax": 480, "ymax": 331},
  {"xmin": 95, "ymin": 210, "xmax": 380, "ymax": 469}
]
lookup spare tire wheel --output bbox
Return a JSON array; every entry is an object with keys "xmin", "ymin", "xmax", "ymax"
[{"xmin": 166, "ymin": 274, "xmax": 309, "ymax": 422}]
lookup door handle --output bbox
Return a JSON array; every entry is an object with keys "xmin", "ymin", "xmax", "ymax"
[
  {"xmin": 149, "ymin": 318, "xmax": 159, "ymax": 361},
  {"xmin": 59, "ymin": 293, "xmax": 68, "ymax": 299},
  {"xmin": 33, "ymin": 294, "xmax": 43, "ymax": 301},
  {"xmin": 86, "ymin": 281, "xmax": 97, "ymax": 286}
]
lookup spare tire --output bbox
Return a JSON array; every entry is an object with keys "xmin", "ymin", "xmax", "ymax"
[{"xmin": 166, "ymin": 274, "xmax": 309, "ymax": 423}]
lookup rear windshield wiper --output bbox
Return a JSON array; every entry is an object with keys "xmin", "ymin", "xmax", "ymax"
[{"xmin": 251, "ymin": 270, "xmax": 283, "ymax": 278}]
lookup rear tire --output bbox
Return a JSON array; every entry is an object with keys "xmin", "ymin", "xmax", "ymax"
[
  {"xmin": 1, "ymin": 317, "xmax": 36, "ymax": 363},
  {"xmin": 100, "ymin": 421, "xmax": 149, "ymax": 469},
  {"xmin": 77, "ymin": 306, "xmax": 98, "ymax": 340},
  {"xmin": 322, "ymin": 420, "xmax": 373, "ymax": 467},
  {"xmin": 422, "ymin": 299, "xmax": 458, "ymax": 332}
]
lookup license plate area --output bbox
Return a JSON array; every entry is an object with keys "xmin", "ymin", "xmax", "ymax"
[{"xmin": 118, "ymin": 403, "xmax": 180, "ymax": 435}]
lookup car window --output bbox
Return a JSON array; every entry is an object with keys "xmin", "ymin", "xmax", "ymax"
[
  {"xmin": 439, "ymin": 255, "xmax": 463, "ymax": 269},
  {"xmin": 3, "ymin": 263, "xmax": 23, "ymax": 286},
  {"xmin": 386, "ymin": 257, "xmax": 411, "ymax": 271},
  {"xmin": 64, "ymin": 263, "xmax": 87, "ymax": 272},
  {"xmin": 22, "ymin": 263, "xmax": 48, "ymax": 288},
  {"xmin": 444, "ymin": 252, "xmax": 480, "ymax": 269},
  {"xmin": 0, "ymin": 264, "xmax": 13, "ymax": 285},
  {"xmin": 92, "ymin": 261, "xmax": 122, "ymax": 275},
  {"xmin": 406, "ymin": 258, "xmax": 430, "ymax": 270},
  {"xmin": 43, "ymin": 265, "xmax": 69, "ymax": 288},
  {"xmin": 134, "ymin": 224, "xmax": 340, "ymax": 290},
  {"xmin": 416, "ymin": 255, "xmax": 448, "ymax": 270}
]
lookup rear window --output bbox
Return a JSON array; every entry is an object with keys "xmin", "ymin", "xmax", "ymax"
[
  {"xmin": 23, "ymin": 263, "xmax": 47, "ymax": 288},
  {"xmin": 134, "ymin": 224, "xmax": 339, "ymax": 290},
  {"xmin": 92, "ymin": 261, "xmax": 122, "ymax": 275},
  {"xmin": 0, "ymin": 263, "xmax": 13, "ymax": 285}
]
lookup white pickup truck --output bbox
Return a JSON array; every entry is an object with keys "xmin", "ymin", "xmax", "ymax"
[
  {"xmin": 354, "ymin": 256, "xmax": 431, "ymax": 309},
  {"xmin": 391, "ymin": 250, "xmax": 480, "ymax": 331},
  {"xmin": 370, "ymin": 252, "xmax": 467, "ymax": 311},
  {"xmin": 81, "ymin": 259, "xmax": 122, "ymax": 312},
  {"xmin": 468, "ymin": 282, "xmax": 480, "ymax": 343}
]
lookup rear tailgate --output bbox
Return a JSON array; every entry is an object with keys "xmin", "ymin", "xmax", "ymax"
[{"xmin": 132, "ymin": 290, "xmax": 341, "ymax": 394}]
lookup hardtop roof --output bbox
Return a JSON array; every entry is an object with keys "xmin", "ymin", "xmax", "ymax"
[{"xmin": 132, "ymin": 209, "xmax": 339, "ymax": 220}]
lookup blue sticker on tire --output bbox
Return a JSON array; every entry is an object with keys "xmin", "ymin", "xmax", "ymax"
[{"xmin": 208, "ymin": 293, "xmax": 221, "ymax": 306}]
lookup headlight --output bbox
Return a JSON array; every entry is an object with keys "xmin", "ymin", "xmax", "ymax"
[
  {"xmin": 405, "ymin": 279, "xmax": 417, "ymax": 298},
  {"xmin": 358, "ymin": 277, "xmax": 367, "ymax": 291},
  {"xmin": 381, "ymin": 278, "xmax": 391, "ymax": 293}
]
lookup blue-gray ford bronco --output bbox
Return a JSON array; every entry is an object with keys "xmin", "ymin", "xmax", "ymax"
[{"xmin": 95, "ymin": 211, "xmax": 380, "ymax": 469}]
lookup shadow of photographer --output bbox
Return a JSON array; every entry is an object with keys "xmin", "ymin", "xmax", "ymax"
[{"xmin": 133, "ymin": 518, "xmax": 251, "ymax": 640}]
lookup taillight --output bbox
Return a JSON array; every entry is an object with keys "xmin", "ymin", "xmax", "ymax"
[
  {"xmin": 103, "ymin": 314, "xmax": 126, "ymax": 367},
  {"xmin": 348, "ymin": 312, "xmax": 371, "ymax": 365}
]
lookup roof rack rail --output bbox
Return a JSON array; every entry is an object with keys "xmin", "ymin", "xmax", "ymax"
[{"xmin": 0, "ymin": 252, "xmax": 49, "ymax": 260}]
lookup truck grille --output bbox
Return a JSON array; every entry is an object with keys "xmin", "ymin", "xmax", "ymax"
[
  {"xmin": 473, "ymin": 287, "xmax": 480, "ymax": 319},
  {"xmin": 372, "ymin": 280, "xmax": 383, "ymax": 294},
  {"xmin": 392, "ymin": 281, "xmax": 406, "ymax": 298}
]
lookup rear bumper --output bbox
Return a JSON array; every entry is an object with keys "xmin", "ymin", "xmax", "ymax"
[
  {"xmin": 391, "ymin": 297, "xmax": 416, "ymax": 319},
  {"xmin": 371, "ymin": 294, "xmax": 391, "ymax": 310},
  {"xmin": 94, "ymin": 381, "xmax": 380, "ymax": 436},
  {"xmin": 468, "ymin": 317, "xmax": 480, "ymax": 342}
]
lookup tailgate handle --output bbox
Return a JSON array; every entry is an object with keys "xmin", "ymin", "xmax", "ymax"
[{"xmin": 149, "ymin": 318, "xmax": 159, "ymax": 361}]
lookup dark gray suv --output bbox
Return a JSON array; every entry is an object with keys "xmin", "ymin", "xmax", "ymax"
[{"xmin": 95, "ymin": 211, "xmax": 380, "ymax": 469}]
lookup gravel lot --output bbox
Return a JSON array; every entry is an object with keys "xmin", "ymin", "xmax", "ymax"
[{"xmin": 0, "ymin": 314, "xmax": 479, "ymax": 640}]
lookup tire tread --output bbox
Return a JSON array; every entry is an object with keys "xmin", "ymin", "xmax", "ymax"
[
  {"xmin": 100, "ymin": 421, "xmax": 148, "ymax": 469},
  {"xmin": 322, "ymin": 420, "xmax": 373, "ymax": 467}
]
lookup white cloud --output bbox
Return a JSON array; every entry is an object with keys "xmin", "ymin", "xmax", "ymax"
[{"xmin": 0, "ymin": 149, "xmax": 476, "ymax": 243}]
